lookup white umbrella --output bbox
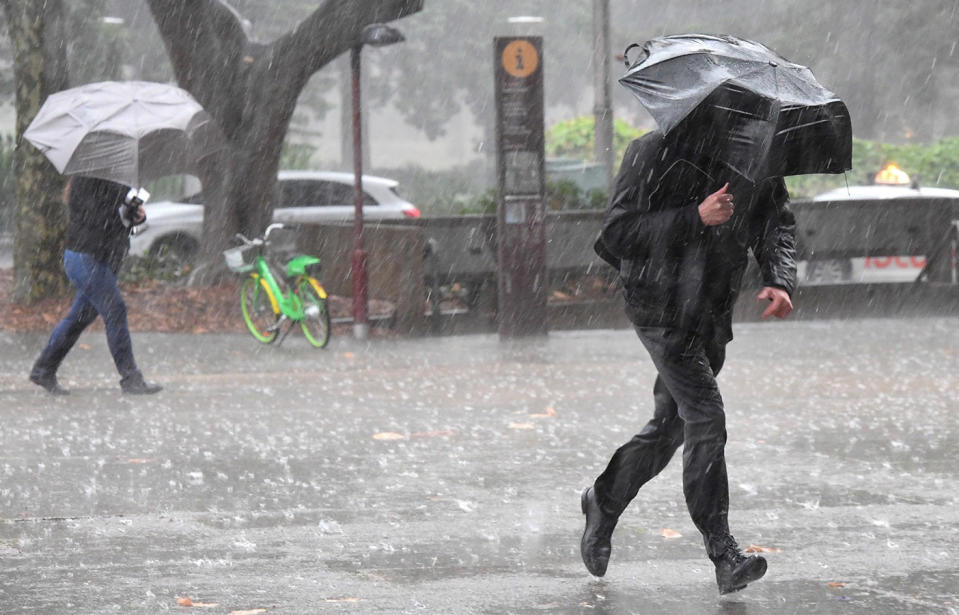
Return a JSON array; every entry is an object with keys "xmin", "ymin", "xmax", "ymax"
[{"xmin": 23, "ymin": 81, "xmax": 224, "ymax": 187}]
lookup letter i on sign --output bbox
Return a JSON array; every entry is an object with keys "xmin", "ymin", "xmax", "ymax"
[{"xmin": 502, "ymin": 40, "xmax": 539, "ymax": 78}]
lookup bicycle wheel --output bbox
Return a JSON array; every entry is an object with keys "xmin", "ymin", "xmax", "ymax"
[
  {"xmin": 297, "ymin": 278, "xmax": 331, "ymax": 348},
  {"xmin": 240, "ymin": 276, "xmax": 279, "ymax": 343}
]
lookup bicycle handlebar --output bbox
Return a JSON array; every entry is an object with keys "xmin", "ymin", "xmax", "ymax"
[
  {"xmin": 264, "ymin": 223, "xmax": 286, "ymax": 242},
  {"xmin": 233, "ymin": 232, "xmax": 260, "ymax": 247},
  {"xmin": 233, "ymin": 222, "xmax": 287, "ymax": 247}
]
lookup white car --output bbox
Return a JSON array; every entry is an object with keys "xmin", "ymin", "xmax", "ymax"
[
  {"xmin": 129, "ymin": 170, "xmax": 420, "ymax": 261},
  {"xmin": 801, "ymin": 177, "xmax": 959, "ymax": 285},
  {"xmin": 813, "ymin": 184, "xmax": 959, "ymax": 201}
]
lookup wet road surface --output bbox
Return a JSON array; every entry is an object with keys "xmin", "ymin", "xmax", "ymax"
[{"xmin": 0, "ymin": 318, "xmax": 957, "ymax": 614}]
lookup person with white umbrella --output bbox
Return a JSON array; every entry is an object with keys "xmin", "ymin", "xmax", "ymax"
[
  {"xmin": 23, "ymin": 80, "xmax": 222, "ymax": 395},
  {"xmin": 29, "ymin": 176, "xmax": 161, "ymax": 395}
]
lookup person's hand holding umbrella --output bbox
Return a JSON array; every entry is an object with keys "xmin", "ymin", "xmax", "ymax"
[
  {"xmin": 116, "ymin": 186, "xmax": 150, "ymax": 228},
  {"xmin": 130, "ymin": 204, "xmax": 146, "ymax": 225},
  {"xmin": 698, "ymin": 183, "xmax": 735, "ymax": 226}
]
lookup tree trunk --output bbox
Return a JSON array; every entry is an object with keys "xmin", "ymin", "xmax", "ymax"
[
  {"xmin": 1, "ymin": 0, "xmax": 70, "ymax": 303},
  {"xmin": 195, "ymin": 67, "xmax": 300, "ymax": 272},
  {"xmin": 146, "ymin": 0, "xmax": 424, "ymax": 282}
]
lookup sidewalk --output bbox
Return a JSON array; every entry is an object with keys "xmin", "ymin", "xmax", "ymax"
[{"xmin": 0, "ymin": 318, "xmax": 957, "ymax": 614}]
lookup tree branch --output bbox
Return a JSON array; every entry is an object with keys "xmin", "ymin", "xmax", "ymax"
[
  {"xmin": 274, "ymin": 0, "xmax": 424, "ymax": 77},
  {"xmin": 145, "ymin": 0, "xmax": 249, "ymax": 105}
]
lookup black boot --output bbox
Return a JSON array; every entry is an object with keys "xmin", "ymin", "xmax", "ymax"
[
  {"xmin": 711, "ymin": 535, "xmax": 767, "ymax": 594},
  {"xmin": 580, "ymin": 487, "xmax": 618, "ymax": 577},
  {"xmin": 29, "ymin": 369, "xmax": 69, "ymax": 396},
  {"xmin": 120, "ymin": 372, "xmax": 162, "ymax": 395}
]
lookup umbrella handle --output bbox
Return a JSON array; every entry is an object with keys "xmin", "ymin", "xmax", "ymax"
[{"xmin": 623, "ymin": 43, "xmax": 643, "ymax": 68}]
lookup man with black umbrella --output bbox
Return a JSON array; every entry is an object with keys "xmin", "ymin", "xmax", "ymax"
[
  {"xmin": 581, "ymin": 118, "xmax": 797, "ymax": 594},
  {"xmin": 579, "ymin": 32, "xmax": 850, "ymax": 595}
]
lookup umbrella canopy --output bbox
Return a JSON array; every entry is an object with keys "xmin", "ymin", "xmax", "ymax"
[
  {"xmin": 23, "ymin": 81, "xmax": 224, "ymax": 187},
  {"xmin": 619, "ymin": 34, "xmax": 852, "ymax": 181}
]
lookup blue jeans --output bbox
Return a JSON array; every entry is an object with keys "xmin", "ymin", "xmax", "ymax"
[{"xmin": 32, "ymin": 250, "xmax": 138, "ymax": 378}]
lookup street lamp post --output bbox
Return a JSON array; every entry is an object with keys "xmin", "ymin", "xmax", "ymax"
[{"xmin": 350, "ymin": 23, "xmax": 405, "ymax": 340}]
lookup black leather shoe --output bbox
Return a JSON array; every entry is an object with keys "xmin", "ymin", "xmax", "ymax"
[
  {"xmin": 29, "ymin": 372, "xmax": 69, "ymax": 396},
  {"xmin": 580, "ymin": 487, "xmax": 618, "ymax": 577},
  {"xmin": 120, "ymin": 375, "xmax": 162, "ymax": 395},
  {"xmin": 712, "ymin": 535, "xmax": 767, "ymax": 594}
]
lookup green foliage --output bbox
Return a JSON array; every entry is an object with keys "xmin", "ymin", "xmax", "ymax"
[
  {"xmin": 459, "ymin": 188, "xmax": 497, "ymax": 215},
  {"xmin": 546, "ymin": 179, "xmax": 607, "ymax": 211},
  {"xmin": 546, "ymin": 116, "xmax": 644, "ymax": 163},
  {"xmin": 587, "ymin": 187, "xmax": 608, "ymax": 209},
  {"xmin": 546, "ymin": 179, "xmax": 582, "ymax": 210},
  {"xmin": 856, "ymin": 136, "xmax": 959, "ymax": 189},
  {"xmin": 546, "ymin": 117, "xmax": 596, "ymax": 160}
]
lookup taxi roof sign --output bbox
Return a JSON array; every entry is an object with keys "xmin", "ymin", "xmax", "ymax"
[{"xmin": 875, "ymin": 163, "xmax": 911, "ymax": 185}]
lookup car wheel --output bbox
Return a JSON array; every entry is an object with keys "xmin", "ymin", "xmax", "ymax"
[{"xmin": 148, "ymin": 234, "xmax": 199, "ymax": 282}]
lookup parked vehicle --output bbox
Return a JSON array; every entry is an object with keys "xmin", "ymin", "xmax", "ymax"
[
  {"xmin": 129, "ymin": 170, "xmax": 420, "ymax": 264},
  {"xmin": 802, "ymin": 164, "xmax": 959, "ymax": 285},
  {"xmin": 813, "ymin": 185, "xmax": 959, "ymax": 202}
]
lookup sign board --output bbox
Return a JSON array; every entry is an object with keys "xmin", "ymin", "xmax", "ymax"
[{"xmin": 494, "ymin": 36, "xmax": 547, "ymax": 337}]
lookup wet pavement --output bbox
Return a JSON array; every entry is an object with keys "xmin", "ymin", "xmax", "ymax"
[{"xmin": 0, "ymin": 317, "xmax": 957, "ymax": 614}]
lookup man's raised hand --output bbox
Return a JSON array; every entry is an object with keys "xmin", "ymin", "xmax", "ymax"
[{"xmin": 698, "ymin": 183, "xmax": 735, "ymax": 226}]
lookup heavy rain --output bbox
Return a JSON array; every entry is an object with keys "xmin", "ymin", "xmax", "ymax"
[{"xmin": 0, "ymin": 1, "xmax": 958, "ymax": 613}]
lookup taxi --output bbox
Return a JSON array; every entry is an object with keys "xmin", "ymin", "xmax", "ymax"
[{"xmin": 802, "ymin": 164, "xmax": 959, "ymax": 285}]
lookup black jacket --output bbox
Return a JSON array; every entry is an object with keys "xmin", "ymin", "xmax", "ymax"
[
  {"xmin": 596, "ymin": 132, "xmax": 797, "ymax": 343},
  {"xmin": 64, "ymin": 177, "xmax": 133, "ymax": 272}
]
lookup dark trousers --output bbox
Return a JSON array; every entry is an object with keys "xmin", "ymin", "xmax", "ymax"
[
  {"xmin": 593, "ymin": 325, "xmax": 731, "ymax": 559},
  {"xmin": 32, "ymin": 250, "xmax": 138, "ymax": 379}
]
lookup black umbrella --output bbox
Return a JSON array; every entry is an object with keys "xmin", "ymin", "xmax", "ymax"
[{"xmin": 619, "ymin": 34, "xmax": 852, "ymax": 181}]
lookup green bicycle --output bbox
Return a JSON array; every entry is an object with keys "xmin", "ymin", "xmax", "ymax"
[{"xmin": 223, "ymin": 223, "xmax": 331, "ymax": 348}]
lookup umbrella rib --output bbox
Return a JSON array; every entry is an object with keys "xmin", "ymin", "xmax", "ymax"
[
  {"xmin": 710, "ymin": 104, "xmax": 767, "ymax": 120},
  {"xmin": 675, "ymin": 159, "xmax": 716, "ymax": 181},
  {"xmin": 776, "ymin": 118, "xmax": 835, "ymax": 134}
]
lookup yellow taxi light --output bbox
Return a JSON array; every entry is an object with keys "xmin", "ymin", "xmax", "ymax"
[{"xmin": 875, "ymin": 163, "xmax": 911, "ymax": 185}]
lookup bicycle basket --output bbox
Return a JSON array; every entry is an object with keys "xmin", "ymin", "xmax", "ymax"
[{"xmin": 223, "ymin": 244, "xmax": 257, "ymax": 273}]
